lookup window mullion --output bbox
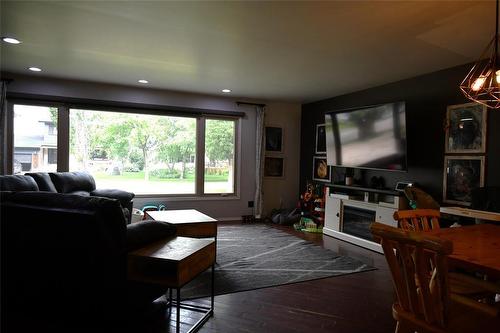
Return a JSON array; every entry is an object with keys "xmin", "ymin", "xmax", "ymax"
[
  {"xmin": 196, "ymin": 117, "xmax": 206, "ymax": 195},
  {"xmin": 57, "ymin": 106, "xmax": 70, "ymax": 171},
  {"xmin": 6, "ymin": 102, "xmax": 14, "ymax": 174}
]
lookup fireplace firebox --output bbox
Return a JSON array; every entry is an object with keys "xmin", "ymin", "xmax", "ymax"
[{"xmin": 341, "ymin": 205, "xmax": 376, "ymax": 242}]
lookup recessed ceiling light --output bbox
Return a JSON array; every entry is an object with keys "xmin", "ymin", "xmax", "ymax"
[
  {"xmin": 2, "ymin": 37, "xmax": 21, "ymax": 44},
  {"xmin": 222, "ymin": 89, "xmax": 231, "ymax": 93},
  {"xmin": 28, "ymin": 67, "xmax": 42, "ymax": 72},
  {"xmin": 138, "ymin": 79, "xmax": 148, "ymax": 84}
]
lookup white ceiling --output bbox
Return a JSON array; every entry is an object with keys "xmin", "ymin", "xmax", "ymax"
[{"xmin": 0, "ymin": 1, "xmax": 496, "ymax": 103}]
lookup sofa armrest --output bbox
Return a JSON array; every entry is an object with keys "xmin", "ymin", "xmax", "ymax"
[
  {"xmin": 91, "ymin": 189, "xmax": 134, "ymax": 207},
  {"xmin": 91, "ymin": 189, "xmax": 134, "ymax": 223},
  {"xmin": 126, "ymin": 220, "xmax": 177, "ymax": 252}
]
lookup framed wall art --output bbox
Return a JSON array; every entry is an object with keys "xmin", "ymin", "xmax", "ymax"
[
  {"xmin": 315, "ymin": 123, "xmax": 326, "ymax": 154},
  {"xmin": 312, "ymin": 156, "xmax": 331, "ymax": 182},
  {"xmin": 443, "ymin": 155, "xmax": 485, "ymax": 206},
  {"xmin": 264, "ymin": 157, "xmax": 284, "ymax": 178},
  {"xmin": 445, "ymin": 102, "xmax": 487, "ymax": 154},
  {"xmin": 265, "ymin": 126, "xmax": 283, "ymax": 153}
]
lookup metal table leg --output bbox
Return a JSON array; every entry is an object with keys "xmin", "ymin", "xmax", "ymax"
[{"xmin": 176, "ymin": 288, "xmax": 181, "ymax": 333}]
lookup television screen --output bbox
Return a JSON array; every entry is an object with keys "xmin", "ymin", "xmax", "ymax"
[{"xmin": 325, "ymin": 102, "xmax": 407, "ymax": 171}]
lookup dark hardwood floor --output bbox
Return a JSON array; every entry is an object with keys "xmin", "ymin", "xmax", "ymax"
[{"xmin": 133, "ymin": 222, "xmax": 395, "ymax": 333}]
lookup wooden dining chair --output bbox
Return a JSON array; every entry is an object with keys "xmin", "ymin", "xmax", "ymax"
[
  {"xmin": 394, "ymin": 209, "xmax": 441, "ymax": 232},
  {"xmin": 371, "ymin": 222, "xmax": 499, "ymax": 333},
  {"xmin": 394, "ymin": 209, "xmax": 500, "ymax": 318}
]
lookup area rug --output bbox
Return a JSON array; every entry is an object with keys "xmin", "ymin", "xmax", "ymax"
[{"xmin": 180, "ymin": 224, "xmax": 375, "ymax": 299}]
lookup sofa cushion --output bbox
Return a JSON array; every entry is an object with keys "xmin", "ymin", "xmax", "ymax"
[
  {"xmin": 67, "ymin": 190, "xmax": 91, "ymax": 196},
  {"xmin": 91, "ymin": 189, "xmax": 135, "ymax": 208},
  {"xmin": 25, "ymin": 172, "xmax": 57, "ymax": 192},
  {"xmin": 122, "ymin": 208, "xmax": 130, "ymax": 223},
  {"xmin": 0, "ymin": 175, "xmax": 39, "ymax": 191},
  {"xmin": 49, "ymin": 172, "xmax": 96, "ymax": 193},
  {"xmin": 126, "ymin": 220, "xmax": 177, "ymax": 252},
  {"xmin": 0, "ymin": 191, "xmax": 128, "ymax": 326},
  {"xmin": 1, "ymin": 191, "xmax": 127, "ymax": 250}
]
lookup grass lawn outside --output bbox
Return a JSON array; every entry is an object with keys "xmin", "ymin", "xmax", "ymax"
[
  {"xmin": 93, "ymin": 171, "xmax": 232, "ymax": 195},
  {"xmin": 94, "ymin": 171, "xmax": 228, "ymax": 182}
]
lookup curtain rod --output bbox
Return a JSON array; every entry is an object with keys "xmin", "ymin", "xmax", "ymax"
[{"xmin": 236, "ymin": 101, "xmax": 266, "ymax": 107}]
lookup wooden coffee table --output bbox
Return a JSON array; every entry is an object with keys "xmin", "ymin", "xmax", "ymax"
[
  {"xmin": 128, "ymin": 236, "xmax": 216, "ymax": 333},
  {"xmin": 145, "ymin": 209, "xmax": 217, "ymax": 238}
]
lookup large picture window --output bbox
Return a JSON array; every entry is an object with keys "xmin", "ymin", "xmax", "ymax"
[{"xmin": 9, "ymin": 102, "xmax": 239, "ymax": 197}]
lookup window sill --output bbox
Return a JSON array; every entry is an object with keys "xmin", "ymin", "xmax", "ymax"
[{"xmin": 134, "ymin": 194, "xmax": 240, "ymax": 201}]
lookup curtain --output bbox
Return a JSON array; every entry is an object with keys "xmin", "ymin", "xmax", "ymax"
[
  {"xmin": 254, "ymin": 105, "xmax": 266, "ymax": 218},
  {"xmin": 0, "ymin": 80, "xmax": 7, "ymax": 175}
]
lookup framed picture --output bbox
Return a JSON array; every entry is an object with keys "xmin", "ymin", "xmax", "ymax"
[
  {"xmin": 264, "ymin": 157, "xmax": 284, "ymax": 178},
  {"xmin": 265, "ymin": 126, "xmax": 283, "ymax": 153},
  {"xmin": 312, "ymin": 156, "xmax": 331, "ymax": 182},
  {"xmin": 445, "ymin": 103, "xmax": 487, "ymax": 153},
  {"xmin": 443, "ymin": 155, "xmax": 485, "ymax": 206},
  {"xmin": 315, "ymin": 123, "xmax": 326, "ymax": 154}
]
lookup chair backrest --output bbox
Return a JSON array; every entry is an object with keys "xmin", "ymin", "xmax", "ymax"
[
  {"xmin": 370, "ymin": 222, "xmax": 453, "ymax": 330},
  {"xmin": 394, "ymin": 209, "xmax": 441, "ymax": 232},
  {"xmin": 404, "ymin": 186, "xmax": 440, "ymax": 209}
]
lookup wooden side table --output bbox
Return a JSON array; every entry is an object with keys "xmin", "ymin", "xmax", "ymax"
[
  {"xmin": 144, "ymin": 209, "xmax": 217, "ymax": 238},
  {"xmin": 145, "ymin": 209, "xmax": 218, "ymax": 259},
  {"xmin": 128, "ymin": 236, "xmax": 215, "ymax": 333}
]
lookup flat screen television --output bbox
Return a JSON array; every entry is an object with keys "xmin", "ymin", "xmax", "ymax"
[{"xmin": 325, "ymin": 102, "xmax": 407, "ymax": 171}]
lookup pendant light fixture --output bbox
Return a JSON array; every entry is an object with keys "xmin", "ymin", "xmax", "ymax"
[{"xmin": 460, "ymin": 0, "xmax": 500, "ymax": 108}]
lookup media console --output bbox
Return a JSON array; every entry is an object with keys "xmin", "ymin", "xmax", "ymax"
[{"xmin": 323, "ymin": 184, "xmax": 408, "ymax": 253}]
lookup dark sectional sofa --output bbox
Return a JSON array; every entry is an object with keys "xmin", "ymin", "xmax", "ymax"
[
  {"xmin": 0, "ymin": 172, "xmax": 177, "ymax": 331},
  {"xmin": 0, "ymin": 171, "xmax": 135, "ymax": 222}
]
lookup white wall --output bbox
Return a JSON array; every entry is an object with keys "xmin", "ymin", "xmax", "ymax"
[
  {"xmin": 4, "ymin": 72, "xmax": 301, "ymax": 220},
  {"xmin": 263, "ymin": 102, "xmax": 301, "ymax": 216}
]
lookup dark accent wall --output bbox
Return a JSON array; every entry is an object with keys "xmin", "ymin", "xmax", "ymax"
[{"xmin": 301, "ymin": 63, "xmax": 500, "ymax": 202}]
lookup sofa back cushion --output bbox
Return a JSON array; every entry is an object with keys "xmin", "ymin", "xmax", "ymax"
[
  {"xmin": 25, "ymin": 172, "xmax": 57, "ymax": 192},
  {"xmin": 49, "ymin": 171, "xmax": 96, "ymax": 193},
  {"xmin": 0, "ymin": 175, "xmax": 39, "ymax": 191}
]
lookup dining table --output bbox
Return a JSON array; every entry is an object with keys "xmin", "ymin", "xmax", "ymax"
[
  {"xmin": 440, "ymin": 206, "xmax": 500, "ymax": 222},
  {"xmin": 430, "ymin": 224, "xmax": 500, "ymax": 279}
]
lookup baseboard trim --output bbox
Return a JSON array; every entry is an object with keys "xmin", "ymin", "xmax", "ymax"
[
  {"xmin": 216, "ymin": 216, "xmax": 261, "ymax": 223},
  {"xmin": 216, "ymin": 217, "xmax": 245, "ymax": 222}
]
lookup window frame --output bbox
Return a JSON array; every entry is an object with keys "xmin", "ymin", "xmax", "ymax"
[
  {"xmin": 7, "ymin": 100, "xmax": 68, "ymax": 174},
  {"xmin": 7, "ymin": 99, "xmax": 241, "ymax": 198}
]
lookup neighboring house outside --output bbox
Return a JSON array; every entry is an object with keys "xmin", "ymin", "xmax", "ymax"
[{"xmin": 14, "ymin": 113, "xmax": 57, "ymax": 173}]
